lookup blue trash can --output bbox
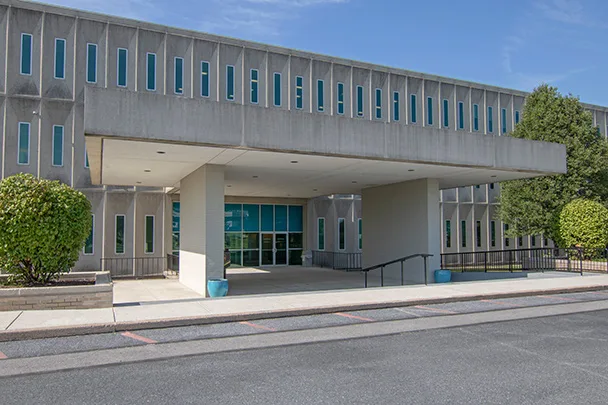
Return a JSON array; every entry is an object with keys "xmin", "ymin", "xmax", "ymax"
[
  {"xmin": 207, "ymin": 278, "xmax": 229, "ymax": 297},
  {"xmin": 434, "ymin": 269, "xmax": 452, "ymax": 283}
]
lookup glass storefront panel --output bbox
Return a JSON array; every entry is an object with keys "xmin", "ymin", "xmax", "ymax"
[
  {"xmin": 288, "ymin": 206, "xmax": 303, "ymax": 232},
  {"xmin": 275, "ymin": 205, "xmax": 287, "ymax": 231},
  {"xmin": 289, "ymin": 233, "xmax": 303, "ymax": 249},
  {"xmin": 289, "ymin": 250, "xmax": 303, "ymax": 266},
  {"xmin": 230, "ymin": 251, "xmax": 242, "ymax": 267},
  {"xmin": 225, "ymin": 232, "xmax": 242, "ymax": 250},
  {"xmin": 225, "ymin": 204, "xmax": 242, "ymax": 232},
  {"xmin": 243, "ymin": 250, "xmax": 260, "ymax": 267},
  {"xmin": 261, "ymin": 205, "xmax": 274, "ymax": 232},
  {"xmin": 242, "ymin": 233, "xmax": 259, "ymax": 249},
  {"xmin": 243, "ymin": 204, "xmax": 260, "ymax": 232}
]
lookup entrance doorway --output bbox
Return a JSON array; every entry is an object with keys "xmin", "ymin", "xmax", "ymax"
[{"xmin": 261, "ymin": 233, "xmax": 288, "ymax": 266}]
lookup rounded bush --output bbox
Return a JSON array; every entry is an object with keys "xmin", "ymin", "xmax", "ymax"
[
  {"xmin": 558, "ymin": 199, "xmax": 608, "ymax": 250},
  {"xmin": 0, "ymin": 174, "xmax": 92, "ymax": 285}
]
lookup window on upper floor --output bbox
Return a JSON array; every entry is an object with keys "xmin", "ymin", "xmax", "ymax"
[
  {"xmin": 501, "ymin": 108, "xmax": 507, "ymax": 134},
  {"xmin": 226, "ymin": 65, "xmax": 235, "ymax": 101},
  {"xmin": 427, "ymin": 97, "xmax": 433, "ymax": 126},
  {"xmin": 52, "ymin": 125, "xmax": 64, "ymax": 167},
  {"xmin": 515, "ymin": 110, "xmax": 520, "ymax": 125},
  {"xmin": 273, "ymin": 72, "xmax": 281, "ymax": 107},
  {"xmin": 410, "ymin": 94, "xmax": 417, "ymax": 123},
  {"xmin": 337, "ymin": 82, "xmax": 344, "ymax": 115},
  {"xmin": 487, "ymin": 106, "xmax": 494, "ymax": 133},
  {"xmin": 473, "ymin": 104, "xmax": 479, "ymax": 131},
  {"xmin": 117, "ymin": 48, "xmax": 128, "ymax": 87},
  {"xmin": 86, "ymin": 43, "xmax": 97, "ymax": 84},
  {"xmin": 317, "ymin": 80, "xmax": 325, "ymax": 112},
  {"xmin": 20, "ymin": 33, "xmax": 32, "ymax": 76},
  {"xmin": 458, "ymin": 102, "xmax": 465, "ymax": 130},
  {"xmin": 18, "ymin": 122, "xmax": 30, "ymax": 165},
  {"xmin": 174, "ymin": 57, "xmax": 184, "ymax": 95},
  {"xmin": 443, "ymin": 99, "xmax": 449, "ymax": 128},
  {"xmin": 146, "ymin": 53, "xmax": 156, "ymax": 91},
  {"xmin": 54, "ymin": 38, "xmax": 66, "ymax": 79},
  {"xmin": 393, "ymin": 92, "xmax": 400, "ymax": 122},
  {"xmin": 250, "ymin": 69, "xmax": 259, "ymax": 104},
  {"xmin": 356, "ymin": 85, "xmax": 364, "ymax": 117},
  {"xmin": 201, "ymin": 61, "xmax": 210, "ymax": 98},
  {"xmin": 296, "ymin": 76, "xmax": 304, "ymax": 110},
  {"xmin": 375, "ymin": 88, "xmax": 382, "ymax": 119}
]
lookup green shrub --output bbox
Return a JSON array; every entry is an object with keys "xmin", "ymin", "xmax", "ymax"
[
  {"xmin": 0, "ymin": 174, "xmax": 92, "ymax": 285},
  {"xmin": 558, "ymin": 199, "xmax": 608, "ymax": 250}
]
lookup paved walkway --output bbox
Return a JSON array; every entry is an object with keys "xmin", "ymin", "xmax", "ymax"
[{"xmin": 2, "ymin": 273, "xmax": 608, "ymax": 341}]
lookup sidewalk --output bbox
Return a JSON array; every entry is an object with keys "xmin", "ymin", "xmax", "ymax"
[{"xmin": 2, "ymin": 274, "xmax": 608, "ymax": 341}]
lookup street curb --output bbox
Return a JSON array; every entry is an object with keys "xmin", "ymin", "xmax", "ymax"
[{"xmin": 1, "ymin": 284, "xmax": 607, "ymax": 342}]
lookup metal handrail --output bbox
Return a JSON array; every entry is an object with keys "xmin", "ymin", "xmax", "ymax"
[{"xmin": 361, "ymin": 253, "xmax": 434, "ymax": 288}]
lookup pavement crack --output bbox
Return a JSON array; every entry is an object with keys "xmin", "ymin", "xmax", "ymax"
[{"xmin": 5, "ymin": 312, "xmax": 23, "ymax": 331}]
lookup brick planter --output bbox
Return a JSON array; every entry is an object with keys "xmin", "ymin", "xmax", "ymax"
[{"xmin": 0, "ymin": 272, "xmax": 113, "ymax": 311}]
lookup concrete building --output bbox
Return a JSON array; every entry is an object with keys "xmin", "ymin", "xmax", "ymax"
[{"xmin": 0, "ymin": 0, "xmax": 594, "ymax": 295}]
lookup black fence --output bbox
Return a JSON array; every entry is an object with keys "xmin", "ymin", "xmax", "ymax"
[
  {"xmin": 312, "ymin": 251, "xmax": 362, "ymax": 271},
  {"xmin": 441, "ymin": 247, "xmax": 608, "ymax": 275},
  {"xmin": 101, "ymin": 256, "xmax": 178, "ymax": 278}
]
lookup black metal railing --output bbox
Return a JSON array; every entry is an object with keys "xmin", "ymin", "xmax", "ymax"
[
  {"xmin": 312, "ymin": 251, "xmax": 362, "ymax": 271},
  {"xmin": 362, "ymin": 253, "xmax": 433, "ymax": 288},
  {"xmin": 100, "ymin": 256, "xmax": 173, "ymax": 278},
  {"xmin": 167, "ymin": 254, "xmax": 179, "ymax": 273},
  {"xmin": 441, "ymin": 247, "xmax": 608, "ymax": 275}
]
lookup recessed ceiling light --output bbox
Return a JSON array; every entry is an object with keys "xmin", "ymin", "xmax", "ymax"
[
  {"xmin": 156, "ymin": 151, "xmax": 165, "ymax": 154},
  {"xmin": 252, "ymin": 175, "xmax": 258, "ymax": 178},
  {"xmin": 313, "ymin": 188, "xmax": 318, "ymax": 191},
  {"xmin": 287, "ymin": 194, "xmax": 291, "ymax": 197},
  {"xmin": 408, "ymin": 169, "xmax": 415, "ymax": 172},
  {"xmin": 136, "ymin": 181, "xmax": 142, "ymax": 184},
  {"xmin": 290, "ymin": 160, "xmax": 298, "ymax": 164},
  {"xmin": 491, "ymin": 175, "xmax": 497, "ymax": 178},
  {"xmin": 144, "ymin": 169, "xmax": 151, "ymax": 173},
  {"xmin": 352, "ymin": 181, "xmax": 358, "ymax": 184},
  {"xmin": 226, "ymin": 185, "xmax": 232, "ymax": 188}
]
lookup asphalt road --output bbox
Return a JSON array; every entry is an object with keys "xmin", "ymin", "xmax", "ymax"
[{"xmin": 3, "ymin": 306, "xmax": 608, "ymax": 404}]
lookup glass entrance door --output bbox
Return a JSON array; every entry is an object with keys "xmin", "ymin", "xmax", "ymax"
[
  {"xmin": 261, "ymin": 233, "xmax": 274, "ymax": 265},
  {"xmin": 275, "ymin": 233, "xmax": 288, "ymax": 265}
]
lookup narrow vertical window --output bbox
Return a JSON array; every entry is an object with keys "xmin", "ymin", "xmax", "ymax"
[
  {"xmin": 544, "ymin": 237, "xmax": 549, "ymax": 247},
  {"xmin": 410, "ymin": 94, "xmax": 417, "ymax": 123},
  {"xmin": 317, "ymin": 79, "xmax": 324, "ymax": 112},
  {"xmin": 461, "ymin": 220, "xmax": 467, "ymax": 248},
  {"xmin": 52, "ymin": 125, "xmax": 64, "ymax": 167},
  {"xmin": 201, "ymin": 61, "xmax": 210, "ymax": 98},
  {"xmin": 17, "ymin": 122, "xmax": 30, "ymax": 165},
  {"xmin": 504, "ymin": 223, "xmax": 509, "ymax": 247},
  {"xmin": 115, "ymin": 215, "xmax": 125, "ymax": 254},
  {"xmin": 476, "ymin": 220, "xmax": 481, "ymax": 248},
  {"xmin": 501, "ymin": 108, "xmax": 507, "ymax": 134},
  {"xmin": 273, "ymin": 72, "xmax": 281, "ymax": 107},
  {"xmin": 488, "ymin": 106, "xmax": 494, "ymax": 133},
  {"xmin": 226, "ymin": 65, "xmax": 235, "ymax": 101},
  {"xmin": 86, "ymin": 43, "xmax": 97, "ymax": 84},
  {"xmin": 375, "ymin": 88, "xmax": 382, "ymax": 119},
  {"xmin": 515, "ymin": 110, "xmax": 520, "ymax": 124},
  {"xmin": 427, "ymin": 97, "xmax": 433, "ymax": 125},
  {"xmin": 458, "ymin": 101, "xmax": 465, "ymax": 130},
  {"xmin": 445, "ymin": 220, "xmax": 451, "ymax": 248},
  {"xmin": 20, "ymin": 33, "xmax": 32, "ymax": 75},
  {"xmin": 146, "ymin": 53, "xmax": 156, "ymax": 91},
  {"xmin": 473, "ymin": 104, "xmax": 479, "ymax": 131},
  {"xmin": 356, "ymin": 85, "xmax": 364, "ymax": 117},
  {"xmin": 491, "ymin": 221, "xmax": 496, "ymax": 247},
  {"xmin": 174, "ymin": 57, "xmax": 184, "ymax": 94},
  {"xmin": 443, "ymin": 99, "xmax": 449, "ymax": 128},
  {"xmin": 117, "ymin": 48, "xmax": 128, "ymax": 87},
  {"xmin": 54, "ymin": 38, "xmax": 66, "ymax": 79},
  {"xmin": 337, "ymin": 82, "xmax": 344, "ymax": 115},
  {"xmin": 338, "ymin": 218, "xmax": 345, "ymax": 250},
  {"xmin": 85, "ymin": 148, "xmax": 89, "ymax": 168},
  {"xmin": 317, "ymin": 218, "xmax": 325, "ymax": 250},
  {"xmin": 145, "ymin": 215, "xmax": 155, "ymax": 254},
  {"xmin": 393, "ymin": 92, "xmax": 400, "ymax": 121},
  {"xmin": 490, "ymin": 183, "xmax": 495, "ymax": 190},
  {"xmin": 250, "ymin": 69, "xmax": 259, "ymax": 104},
  {"xmin": 84, "ymin": 214, "xmax": 94, "ymax": 255},
  {"xmin": 295, "ymin": 76, "xmax": 303, "ymax": 110},
  {"xmin": 531, "ymin": 235, "xmax": 536, "ymax": 247},
  {"xmin": 358, "ymin": 218, "xmax": 362, "ymax": 250},
  {"xmin": 518, "ymin": 236, "xmax": 523, "ymax": 247}
]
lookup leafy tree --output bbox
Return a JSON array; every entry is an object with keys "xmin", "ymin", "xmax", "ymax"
[
  {"xmin": 0, "ymin": 174, "xmax": 92, "ymax": 285},
  {"xmin": 498, "ymin": 84, "xmax": 608, "ymax": 244},
  {"xmin": 558, "ymin": 199, "xmax": 608, "ymax": 249}
]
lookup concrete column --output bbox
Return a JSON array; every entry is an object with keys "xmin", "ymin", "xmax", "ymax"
[
  {"xmin": 362, "ymin": 178, "xmax": 441, "ymax": 285},
  {"xmin": 179, "ymin": 164, "xmax": 225, "ymax": 296}
]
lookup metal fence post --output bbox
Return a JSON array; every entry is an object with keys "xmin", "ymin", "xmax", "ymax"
[
  {"xmin": 381, "ymin": 266, "xmax": 384, "ymax": 287},
  {"xmin": 484, "ymin": 251, "xmax": 488, "ymax": 273},
  {"xmin": 364, "ymin": 271, "xmax": 368, "ymax": 288},
  {"xmin": 423, "ymin": 256, "xmax": 428, "ymax": 285}
]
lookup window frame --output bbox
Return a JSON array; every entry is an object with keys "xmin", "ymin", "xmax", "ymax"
[
  {"xmin": 338, "ymin": 217, "xmax": 346, "ymax": 251},
  {"xmin": 317, "ymin": 79, "xmax": 325, "ymax": 112},
  {"xmin": 375, "ymin": 88, "xmax": 382, "ymax": 119},
  {"xmin": 473, "ymin": 103, "xmax": 479, "ymax": 131},
  {"xmin": 144, "ymin": 215, "xmax": 155, "ymax": 254},
  {"xmin": 17, "ymin": 122, "xmax": 30, "ymax": 166},
  {"xmin": 427, "ymin": 96, "xmax": 433, "ymax": 126},
  {"xmin": 445, "ymin": 220, "xmax": 451, "ymax": 248},
  {"xmin": 250, "ymin": 68, "xmax": 259, "ymax": 104},
  {"xmin": 273, "ymin": 72, "xmax": 282, "ymax": 107},
  {"xmin": 443, "ymin": 99, "xmax": 449, "ymax": 128},
  {"xmin": 490, "ymin": 221, "xmax": 496, "ymax": 247},
  {"xmin": 295, "ymin": 76, "xmax": 304, "ymax": 110},
  {"xmin": 174, "ymin": 56, "xmax": 184, "ymax": 95},
  {"xmin": 501, "ymin": 108, "xmax": 507, "ymax": 134},
  {"xmin": 393, "ymin": 91, "xmax": 400, "ymax": 122},
  {"xmin": 356, "ymin": 85, "xmax": 364, "ymax": 117},
  {"xmin": 54, "ymin": 38, "xmax": 66, "ymax": 80},
  {"xmin": 337, "ymin": 82, "xmax": 345, "ymax": 115},
  {"xmin": 226, "ymin": 65, "xmax": 235, "ymax": 101},
  {"xmin": 476, "ymin": 220, "xmax": 482, "ymax": 248},
  {"xmin": 487, "ymin": 106, "xmax": 494, "ymax": 133},
  {"xmin": 146, "ymin": 52, "xmax": 156, "ymax": 92},
  {"xmin": 458, "ymin": 101, "xmax": 465, "ymax": 130},
  {"xmin": 317, "ymin": 217, "xmax": 325, "ymax": 251},
  {"xmin": 357, "ymin": 218, "xmax": 362, "ymax": 250},
  {"xmin": 116, "ymin": 48, "xmax": 128, "ymax": 88},
  {"xmin": 83, "ymin": 214, "xmax": 95, "ymax": 255},
  {"xmin": 86, "ymin": 43, "xmax": 98, "ymax": 84},
  {"xmin": 410, "ymin": 94, "xmax": 417, "ymax": 123},
  {"xmin": 201, "ymin": 61, "xmax": 210, "ymax": 98},
  {"xmin": 461, "ymin": 220, "xmax": 467, "ymax": 248},
  {"xmin": 20, "ymin": 33, "xmax": 33, "ymax": 76},
  {"xmin": 515, "ymin": 110, "xmax": 520, "ymax": 125},
  {"xmin": 51, "ymin": 125, "xmax": 64, "ymax": 167},
  {"xmin": 115, "ymin": 214, "xmax": 126, "ymax": 255}
]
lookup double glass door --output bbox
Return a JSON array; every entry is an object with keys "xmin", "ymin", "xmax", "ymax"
[{"xmin": 261, "ymin": 233, "xmax": 288, "ymax": 266}]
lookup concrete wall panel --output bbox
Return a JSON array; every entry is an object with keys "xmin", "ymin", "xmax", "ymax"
[
  {"xmin": 312, "ymin": 59, "xmax": 331, "ymax": 115},
  {"xmin": 268, "ymin": 52, "xmax": 289, "ymax": 110},
  {"xmin": 219, "ymin": 44, "xmax": 243, "ymax": 104},
  {"xmin": 243, "ymin": 48, "xmax": 266, "ymax": 107},
  {"xmin": 75, "ymin": 19, "xmax": 107, "ymax": 102},
  {"xmin": 137, "ymin": 29, "xmax": 165, "ymax": 95},
  {"xmin": 39, "ymin": 100, "xmax": 72, "ymax": 184},
  {"xmin": 107, "ymin": 23, "xmax": 137, "ymax": 91},
  {"xmin": 41, "ymin": 12, "xmax": 75, "ymax": 100},
  {"xmin": 7, "ymin": 7, "xmax": 42, "ymax": 96},
  {"xmin": 165, "ymin": 34, "xmax": 192, "ymax": 97},
  {"xmin": 193, "ymin": 39, "xmax": 218, "ymax": 101}
]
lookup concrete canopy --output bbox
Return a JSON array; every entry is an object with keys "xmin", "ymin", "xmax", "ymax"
[{"xmin": 84, "ymin": 87, "xmax": 567, "ymax": 196}]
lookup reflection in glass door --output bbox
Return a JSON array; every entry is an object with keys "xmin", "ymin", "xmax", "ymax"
[
  {"xmin": 261, "ymin": 233, "xmax": 274, "ymax": 265},
  {"xmin": 275, "ymin": 233, "xmax": 288, "ymax": 265}
]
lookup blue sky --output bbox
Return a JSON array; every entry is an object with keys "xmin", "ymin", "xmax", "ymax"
[{"xmin": 47, "ymin": 0, "xmax": 608, "ymax": 105}]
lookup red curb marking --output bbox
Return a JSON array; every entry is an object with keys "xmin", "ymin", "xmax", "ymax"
[
  {"xmin": 0, "ymin": 351, "xmax": 7, "ymax": 360},
  {"xmin": 239, "ymin": 321, "xmax": 277, "ymax": 332},
  {"xmin": 536, "ymin": 295, "xmax": 578, "ymax": 302},
  {"xmin": 121, "ymin": 331, "xmax": 157, "ymax": 344},
  {"xmin": 334, "ymin": 312, "xmax": 375, "ymax": 322},
  {"xmin": 413, "ymin": 305, "xmax": 457, "ymax": 314},
  {"xmin": 481, "ymin": 299, "xmax": 523, "ymax": 307}
]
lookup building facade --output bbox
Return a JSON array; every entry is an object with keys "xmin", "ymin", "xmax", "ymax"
[{"xmin": 0, "ymin": 0, "xmax": 582, "ymax": 278}]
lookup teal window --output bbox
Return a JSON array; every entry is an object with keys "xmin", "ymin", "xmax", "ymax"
[
  {"xmin": 243, "ymin": 204, "xmax": 260, "ymax": 231},
  {"xmin": 172, "ymin": 202, "xmax": 180, "ymax": 254},
  {"xmin": 487, "ymin": 106, "xmax": 494, "ymax": 133},
  {"xmin": 461, "ymin": 220, "xmax": 467, "ymax": 248},
  {"xmin": 201, "ymin": 61, "xmax": 210, "ymax": 97},
  {"xmin": 501, "ymin": 108, "xmax": 507, "ymax": 134},
  {"xmin": 289, "ymin": 206, "xmax": 303, "ymax": 232},
  {"xmin": 85, "ymin": 148, "xmax": 89, "ymax": 168},
  {"xmin": 84, "ymin": 215, "xmax": 94, "ymax": 255},
  {"xmin": 317, "ymin": 218, "xmax": 325, "ymax": 250},
  {"xmin": 338, "ymin": 218, "xmax": 345, "ymax": 250},
  {"xmin": 20, "ymin": 33, "xmax": 32, "ymax": 75},
  {"xmin": 473, "ymin": 104, "xmax": 479, "ymax": 131},
  {"xmin": 445, "ymin": 220, "xmax": 451, "ymax": 248},
  {"xmin": 174, "ymin": 57, "xmax": 184, "ymax": 94},
  {"xmin": 261, "ymin": 205, "xmax": 273, "ymax": 232},
  {"xmin": 358, "ymin": 218, "xmax": 362, "ymax": 250},
  {"xmin": 443, "ymin": 99, "xmax": 449, "ymax": 128},
  {"xmin": 117, "ymin": 48, "xmax": 127, "ymax": 87},
  {"xmin": 225, "ymin": 203, "xmax": 242, "ymax": 232},
  {"xmin": 273, "ymin": 72, "xmax": 281, "ymax": 107},
  {"xmin": 476, "ymin": 221, "xmax": 481, "ymax": 248},
  {"xmin": 458, "ymin": 102, "xmax": 465, "ymax": 130},
  {"xmin": 52, "ymin": 125, "xmax": 64, "ymax": 167},
  {"xmin": 356, "ymin": 85, "xmax": 364, "ymax": 117},
  {"xmin": 86, "ymin": 43, "xmax": 97, "ymax": 83},
  {"xmin": 427, "ymin": 97, "xmax": 433, "ymax": 126},
  {"xmin": 226, "ymin": 65, "xmax": 235, "ymax": 101},
  {"xmin": 504, "ymin": 223, "xmax": 509, "ymax": 247},
  {"xmin": 54, "ymin": 38, "xmax": 66, "ymax": 79},
  {"xmin": 18, "ymin": 122, "xmax": 30, "ymax": 165},
  {"xmin": 145, "ymin": 215, "xmax": 154, "ymax": 254},
  {"xmin": 375, "ymin": 88, "xmax": 382, "ymax": 119},
  {"xmin": 337, "ymin": 82, "xmax": 344, "ymax": 115},
  {"xmin": 146, "ymin": 53, "xmax": 156, "ymax": 91},
  {"xmin": 275, "ymin": 205, "xmax": 287, "ymax": 232},
  {"xmin": 491, "ymin": 221, "xmax": 496, "ymax": 247},
  {"xmin": 115, "ymin": 215, "xmax": 125, "ymax": 254},
  {"xmin": 295, "ymin": 76, "xmax": 303, "ymax": 110},
  {"xmin": 515, "ymin": 110, "xmax": 520, "ymax": 124},
  {"xmin": 317, "ymin": 80, "xmax": 324, "ymax": 112},
  {"xmin": 410, "ymin": 94, "xmax": 417, "ymax": 123},
  {"xmin": 393, "ymin": 92, "xmax": 400, "ymax": 121},
  {"xmin": 250, "ymin": 69, "xmax": 259, "ymax": 104}
]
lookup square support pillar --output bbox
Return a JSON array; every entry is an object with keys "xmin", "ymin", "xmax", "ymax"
[
  {"xmin": 179, "ymin": 165, "xmax": 225, "ymax": 296},
  {"xmin": 362, "ymin": 178, "xmax": 441, "ymax": 285}
]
